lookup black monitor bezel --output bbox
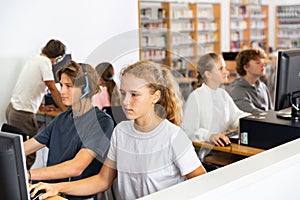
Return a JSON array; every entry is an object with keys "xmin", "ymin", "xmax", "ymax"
[
  {"xmin": 274, "ymin": 49, "xmax": 300, "ymax": 111},
  {"xmin": 0, "ymin": 131, "xmax": 30, "ymax": 200},
  {"xmin": 52, "ymin": 53, "xmax": 72, "ymax": 83}
]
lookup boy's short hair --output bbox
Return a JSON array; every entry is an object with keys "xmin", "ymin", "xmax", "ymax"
[
  {"xmin": 42, "ymin": 39, "xmax": 66, "ymax": 58},
  {"xmin": 57, "ymin": 61, "xmax": 98, "ymax": 99},
  {"xmin": 236, "ymin": 48, "xmax": 266, "ymax": 76}
]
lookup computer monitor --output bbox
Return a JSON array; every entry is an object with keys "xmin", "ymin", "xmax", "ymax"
[
  {"xmin": 52, "ymin": 54, "xmax": 72, "ymax": 83},
  {"xmin": 0, "ymin": 131, "xmax": 30, "ymax": 200},
  {"xmin": 45, "ymin": 54, "xmax": 72, "ymax": 107},
  {"xmin": 274, "ymin": 49, "xmax": 300, "ymax": 120},
  {"xmin": 222, "ymin": 52, "xmax": 238, "ymax": 61}
]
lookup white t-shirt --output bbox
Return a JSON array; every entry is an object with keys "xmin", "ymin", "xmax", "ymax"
[
  {"xmin": 11, "ymin": 54, "xmax": 54, "ymax": 113},
  {"xmin": 182, "ymin": 84, "xmax": 250, "ymax": 142},
  {"xmin": 107, "ymin": 119, "xmax": 202, "ymax": 200}
]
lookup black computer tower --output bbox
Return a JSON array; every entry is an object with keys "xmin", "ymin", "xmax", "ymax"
[{"xmin": 239, "ymin": 110, "xmax": 300, "ymax": 149}]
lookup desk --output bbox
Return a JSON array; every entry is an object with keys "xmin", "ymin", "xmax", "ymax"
[
  {"xmin": 193, "ymin": 141, "xmax": 264, "ymax": 157},
  {"xmin": 193, "ymin": 141, "xmax": 264, "ymax": 166},
  {"xmin": 140, "ymin": 139, "xmax": 300, "ymax": 200},
  {"xmin": 37, "ymin": 110, "xmax": 61, "ymax": 126},
  {"xmin": 37, "ymin": 110, "xmax": 62, "ymax": 118},
  {"xmin": 47, "ymin": 196, "xmax": 67, "ymax": 200}
]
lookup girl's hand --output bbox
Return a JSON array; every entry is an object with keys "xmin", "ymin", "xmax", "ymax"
[{"xmin": 209, "ymin": 133, "xmax": 231, "ymax": 147}]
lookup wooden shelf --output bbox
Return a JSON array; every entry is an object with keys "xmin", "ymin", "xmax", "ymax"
[
  {"xmin": 230, "ymin": 1, "xmax": 268, "ymax": 53},
  {"xmin": 275, "ymin": 5, "xmax": 300, "ymax": 50},
  {"xmin": 139, "ymin": 1, "xmax": 221, "ymax": 80}
]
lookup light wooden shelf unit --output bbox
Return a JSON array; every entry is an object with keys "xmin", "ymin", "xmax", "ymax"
[
  {"xmin": 275, "ymin": 5, "xmax": 300, "ymax": 50},
  {"xmin": 139, "ymin": 1, "xmax": 221, "ymax": 80},
  {"xmin": 230, "ymin": 0, "xmax": 268, "ymax": 53}
]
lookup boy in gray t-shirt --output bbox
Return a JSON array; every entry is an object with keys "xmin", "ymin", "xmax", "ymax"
[{"xmin": 229, "ymin": 48, "xmax": 272, "ymax": 114}]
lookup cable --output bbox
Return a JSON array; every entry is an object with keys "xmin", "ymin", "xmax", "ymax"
[
  {"xmin": 228, "ymin": 144, "xmax": 233, "ymax": 164},
  {"xmin": 290, "ymin": 93, "xmax": 300, "ymax": 111}
]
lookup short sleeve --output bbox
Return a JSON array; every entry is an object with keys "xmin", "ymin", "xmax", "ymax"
[
  {"xmin": 171, "ymin": 130, "xmax": 202, "ymax": 176},
  {"xmin": 40, "ymin": 58, "xmax": 54, "ymax": 81},
  {"xmin": 107, "ymin": 129, "xmax": 117, "ymax": 162},
  {"xmin": 75, "ymin": 108, "xmax": 114, "ymax": 160},
  {"xmin": 34, "ymin": 118, "xmax": 55, "ymax": 146}
]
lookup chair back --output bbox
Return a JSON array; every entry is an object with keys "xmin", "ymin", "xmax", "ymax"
[
  {"xmin": 1, "ymin": 123, "xmax": 29, "ymax": 141},
  {"xmin": 102, "ymin": 106, "xmax": 127, "ymax": 127}
]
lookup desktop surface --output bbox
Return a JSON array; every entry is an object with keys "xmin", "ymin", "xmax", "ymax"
[
  {"xmin": 240, "ymin": 110, "xmax": 300, "ymax": 149},
  {"xmin": 193, "ymin": 141, "xmax": 263, "ymax": 157}
]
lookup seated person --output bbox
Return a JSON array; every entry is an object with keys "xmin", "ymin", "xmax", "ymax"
[
  {"xmin": 229, "ymin": 48, "xmax": 272, "ymax": 114},
  {"xmin": 92, "ymin": 62, "xmax": 121, "ymax": 109},
  {"xmin": 29, "ymin": 60, "xmax": 206, "ymax": 200},
  {"xmin": 24, "ymin": 61, "xmax": 114, "ymax": 200},
  {"xmin": 182, "ymin": 53, "xmax": 249, "ymax": 146}
]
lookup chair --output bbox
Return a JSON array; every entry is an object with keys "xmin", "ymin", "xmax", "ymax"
[
  {"xmin": 102, "ymin": 106, "xmax": 127, "ymax": 127},
  {"xmin": 1, "ymin": 123, "xmax": 29, "ymax": 141},
  {"xmin": 195, "ymin": 147, "xmax": 219, "ymax": 172}
]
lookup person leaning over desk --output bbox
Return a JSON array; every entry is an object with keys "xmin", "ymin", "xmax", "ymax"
[
  {"xmin": 29, "ymin": 60, "xmax": 206, "ymax": 200},
  {"xmin": 182, "ymin": 53, "xmax": 249, "ymax": 147},
  {"xmin": 5, "ymin": 39, "xmax": 68, "ymax": 169},
  {"xmin": 24, "ymin": 61, "xmax": 114, "ymax": 200},
  {"xmin": 229, "ymin": 48, "xmax": 272, "ymax": 114}
]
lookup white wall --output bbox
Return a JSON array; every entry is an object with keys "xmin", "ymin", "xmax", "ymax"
[{"xmin": 0, "ymin": 0, "xmax": 139, "ymax": 124}]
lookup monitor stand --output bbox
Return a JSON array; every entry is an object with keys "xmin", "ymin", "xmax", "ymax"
[{"xmin": 276, "ymin": 107, "xmax": 300, "ymax": 121}]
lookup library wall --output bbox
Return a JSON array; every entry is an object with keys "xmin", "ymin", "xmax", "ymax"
[
  {"xmin": 140, "ymin": 0, "xmax": 300, "ymax": 52},
  {"xmin": 275, "ymin": 5, "xmax": 300, "ymax": 49},
  {"xmin": 262, "ymin": 0, "xmax": 299, "ymax": 51},
  {"xmin": 230, "ymin": 2, "xmax": 269, "ymax": 52}
]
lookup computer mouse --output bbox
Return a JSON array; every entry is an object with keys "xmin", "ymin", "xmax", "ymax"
[
  {"xmin": 30, "ymin": 189, "xmax": 46, "ymax": 200},
  {"xmin": 220, "ymin": 138, "xmax": 230, "ymax": 147}
]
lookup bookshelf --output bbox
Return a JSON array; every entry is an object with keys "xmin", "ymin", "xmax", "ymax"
[
  {"xmin": 168, "ymin": 2, "xmax": 195, "ymax": 77},
  {"xmin": 139, "ymin": 1, "xmax": 168, "ymax": 62},
  {"xmin": 230, "ymin": 0, "xmax": 268, "ymax": 53},
  {"xmin": 139, "ymin": 1, "xmax": 221, "ymax": 79},
  {"xmin": 195, "ymin": 3, "xmax": 221, "ymax": 54},
  {"xmin": 275, "ymin": 5, "xmax": 300, "ymax": 50}
]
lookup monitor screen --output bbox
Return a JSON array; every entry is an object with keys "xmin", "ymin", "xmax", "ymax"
[
  {"xmin": 222, "ymin": 52, "xmax": 238, "ymax": 61},
  {"xmin": 274, "ymin": 49, "xmax": 300, "ymax": 112},
  {"xmin": 0, "ymin": 132, "xmax": 30, "ymax": 200},
  {"xmin": 52, "ymin": 54, "xmax": 72, "ymax": 83}
]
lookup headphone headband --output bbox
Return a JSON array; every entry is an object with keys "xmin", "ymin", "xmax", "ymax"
[{"xmin": 80, "ymin": 64, "xmax": 91, "ymax": 99}]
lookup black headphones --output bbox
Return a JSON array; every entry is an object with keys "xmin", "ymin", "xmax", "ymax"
[{"xmin": 80, "ymin": 64, "xmax": 91, "ymax": 99}]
